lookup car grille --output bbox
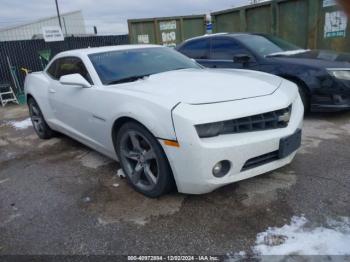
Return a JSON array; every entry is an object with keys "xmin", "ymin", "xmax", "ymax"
[
  {"xmin": 241, "ymin": 151, "xmax": 279, "ymax": 171},
  {"xmin": 220, "ymin": 105, "xmax": 292, "ymax": 135}
]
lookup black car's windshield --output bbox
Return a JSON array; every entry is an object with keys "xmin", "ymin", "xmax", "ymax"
[
  {"xmin": 238, "ymin": 34, "xmax": 303, "ymax": 57},
  {"xmin": 89, "ymin": 47, "xmax": 201, "ymax": 85}
]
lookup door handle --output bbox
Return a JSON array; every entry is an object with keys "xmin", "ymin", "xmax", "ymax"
[{"xmin": 49, "ymin": 89, "xmax": 56, "ymax": 94}]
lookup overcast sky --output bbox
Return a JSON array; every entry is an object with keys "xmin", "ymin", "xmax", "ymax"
[{"xmin": 0, "ymin": 0, "xmax": 252, "ymax": 34}]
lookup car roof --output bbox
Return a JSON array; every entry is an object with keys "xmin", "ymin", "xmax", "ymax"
[
  {"xmin": 183, "ymin": 32, "xmax": 262, "ymax": 42},
  {"xmin": 55, "ymin": 44, "xmax": 161, "ymax": 57}
]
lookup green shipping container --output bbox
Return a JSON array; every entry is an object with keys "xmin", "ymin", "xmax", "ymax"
[
  {"xmin": 212, "ymin": 0, "xmax": 350, "ymax": 53},
  {"xmin": 128, "ymin": 15, "xmax": 206, "ymax": 47}
]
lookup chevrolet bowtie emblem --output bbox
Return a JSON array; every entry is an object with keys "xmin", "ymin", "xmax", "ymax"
[{"xmin": 279, "ymin": 112, "xmax": 291, "ymax": 123}]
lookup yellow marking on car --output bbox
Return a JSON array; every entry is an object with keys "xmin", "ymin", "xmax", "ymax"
[{"xmin": 164, "ymin": 140, "xmax": 180, "ymax": 148}]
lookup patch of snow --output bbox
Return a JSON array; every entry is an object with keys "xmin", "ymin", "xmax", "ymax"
[
  {"xmin": 38, "ymin": 138, "xmax": 61, "ymax": 148},
  {"xmin": 228, "ymin": 251, "xmax": 247, "ymax": 262},
  {"xmin": 78, "ymin": 151, "xmax": 112, "ymax": 169},
  {"xmin": 97, "ymin": 217, "xmax": 110, "ymax": 226},
  {"xmin": 7, "ymin": 118, "xmax": 32, "ymax": 130},
  {"xmin": 2, "ymin": 213, "xmax": 22, "ymax": 225},
  {"xmin": 0, "ymin": 178, "xmax": 10, "ymax": 184},
  {"xmin": 112, "ymin": 183, "xmax": 119, "ymax": 188},
  {"xmin": 0, "ymin": 139, "xmax": 9, "ymax": 146},
  {"xmin": 253, "ymin": 216, "xmax": 350, "ymax": 256},
  {"xmin": 82, "ymin": 196, "xmax": 92, "ymax": 203},
  {"xmin": 116, "ymin": 169, "xmax": 126, "ymax": 179},
  {"xmin": 130, "ymin": 217, "xmax": 147, "ymax": 226}
]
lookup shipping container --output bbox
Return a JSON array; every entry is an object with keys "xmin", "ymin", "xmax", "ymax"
[
  {"xmin": 212, "ymin": 0, "xmax": 350, "ymax": 52},
  {"xmin": 128, "ymin": 15, "xmax": 206, "ymax": 47}
]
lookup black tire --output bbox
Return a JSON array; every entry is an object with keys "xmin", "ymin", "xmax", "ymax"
[
  {"xmin": 297, "ymin": 85, "xmax": 309, "ymax": 112},
  {"xmin": 28, "ymin": 98, "xmax": 55, "ymax": 139},
  {"xmin": 115, "ymin": 121, "xmax": 175, "ymax": 198},
  {"xmin": 284, "ymin": 78, "xmax": 310, "ymax": 112}
]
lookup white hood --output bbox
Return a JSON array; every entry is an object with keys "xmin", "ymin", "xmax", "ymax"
[{"xmin": 118, "ymin": 68, "xmax": 283, "ymax": 105}]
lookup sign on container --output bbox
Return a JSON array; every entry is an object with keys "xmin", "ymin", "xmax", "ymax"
[
  {"xmin": 137, "ymin": 35, "xmax": 150, "ymax": 44},
  {"xmin": 324, "ymin": 11, "xmax": 348, "ymax": 38},
  {"xmin": 159, "ymin": 20, "xmax": 177, "ymax": 47}
]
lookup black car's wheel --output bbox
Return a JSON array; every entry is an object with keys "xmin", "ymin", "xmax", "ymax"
[
  {"xmin": 284, "ymin": 78, "xmax": 309, "ymax": 112},
  {"xmin": 297, "ymin": 85, "xmax": 309, "ymax": 112},
  {"xmin": 28, "ymin": 98, "xmax": 55, "ymax": 139},
  {"xmin": 115, "ymin": 121, "xmax": 175, "ymax": 198}
]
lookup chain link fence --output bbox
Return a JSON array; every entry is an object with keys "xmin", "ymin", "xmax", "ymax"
[{"xmin": 0, "ymin": 34, "xmax": 129, "ymax": 100}]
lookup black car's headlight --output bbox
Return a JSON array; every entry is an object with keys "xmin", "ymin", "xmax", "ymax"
[
  {"xmin": 328, "ymin": 69, "xmax": 350, "ymax": 81},
  {"xmin": 195, "ymin": 122, "xmax": 225, "ymax": 138}
]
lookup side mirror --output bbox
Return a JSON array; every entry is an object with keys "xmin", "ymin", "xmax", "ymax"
[
  {"xmin": 59, "ymin": 74, "xmax": 91, "ymax": 88},
  {"xmin": 233, "ymin": 54, "xmax": 252, "ymax": 64}
]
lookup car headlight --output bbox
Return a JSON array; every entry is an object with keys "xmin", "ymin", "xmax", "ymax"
[
  {"xmin": 328, "ymin": 70, "xmax": 350, "ymax": 81},
  {"xmin": 195, "ymin": 105, "xmax": 292, "ymax": 138},
  {"xmin": 195, "ymin": 122, "xmax": 224, "ymax": 138}
]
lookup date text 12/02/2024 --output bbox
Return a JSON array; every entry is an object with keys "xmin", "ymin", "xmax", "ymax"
[{"xmin": 127, "ymin": 255, "xmax": 221, "ymax": 261}]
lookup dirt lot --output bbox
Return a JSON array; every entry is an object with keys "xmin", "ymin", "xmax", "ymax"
[{"xmin": 0, "ymin": 104, "xmax": 349, "ymax": 256}]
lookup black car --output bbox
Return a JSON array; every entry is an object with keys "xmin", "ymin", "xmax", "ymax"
[{"xmin": 176, "ymin": 33, "xmax": 350, "ymax": 112}]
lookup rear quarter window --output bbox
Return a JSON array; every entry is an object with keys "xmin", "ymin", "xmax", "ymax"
[
  {"xmin": 46, "ymin": 57, "xmax": 93, "ymax": 84},
  {"xmin": 178, "ymin": 39, "xmax": 210, "ymax": 59},
  {"xmin": 46, "ymin": 59, "xmax": 59, "ymax": 79},
  {"xmin": 210, "ymin": 38, "xmax": 251, "ymax": 60}
]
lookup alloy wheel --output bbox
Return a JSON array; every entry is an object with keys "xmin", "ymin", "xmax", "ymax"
[
  {"xmin": 119, "ymin": 130, "xmax": 159, "ymax": 191},
  {"xmin": 29, "ymin": 102, "xmax": 45, "ymax": 136}
]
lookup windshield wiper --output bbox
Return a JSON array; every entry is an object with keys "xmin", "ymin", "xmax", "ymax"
[{"xmin": 107, "ymin": 74, "xmax": 150, "ymax": 85}]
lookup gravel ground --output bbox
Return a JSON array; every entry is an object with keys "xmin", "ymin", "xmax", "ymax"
[{"xmin": 0, "ymin": 104, "xmax": 349, "ymax": 256}]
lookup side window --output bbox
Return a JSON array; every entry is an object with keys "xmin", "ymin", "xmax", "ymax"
[
  {"xmin": 210, "ymin": 38, "xmax": 251, "ymax": 60},
  {"xmin": 56, "ymin": 57, "xmax": 93, "ymax": 84},
  {"xmin": 46, "ymin": 59, "xmax": 59, "ymax": 79},
  {"xmin": 179, "ymin": 39, "xmax": 209, "ymax": 59}
]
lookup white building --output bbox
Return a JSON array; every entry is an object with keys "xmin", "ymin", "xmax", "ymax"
[{"xmin": 0, "ymin": 11, "xmax": 86, "ymax": 41}]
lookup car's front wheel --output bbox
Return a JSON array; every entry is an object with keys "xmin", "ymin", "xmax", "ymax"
[
  {"xmin": 28, "ymin": 98, "xmax": 55, "ymax": 139},
  {"xmin": 284, "ymin": 78, "xmax": 309, "ymax": 112},
  {"xmin": 115, "ymin": 122, "xmax": 175, "ymax": 197},
  {"xmin": 297, "ymin": 85, "xmax": 309, "ymax": 112}
]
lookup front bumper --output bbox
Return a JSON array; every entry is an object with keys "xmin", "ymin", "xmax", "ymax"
[
  {"xmin": 312, "ymin": 78, "xmax": 350, "ymax": 112},
  {"xmin": 311, "ymin": 94, "xmax": 350, "ymax": 112},
  {"xmin": 162, "ymin": 83, "xmax": 304, "ymax": 194}
]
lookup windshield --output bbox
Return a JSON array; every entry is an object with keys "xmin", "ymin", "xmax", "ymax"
[
  {"xmin": 237, "ymin": 34, "xmax": 302, "ymax": 57},
  {"xmin": 89, "ymin": 47, "xmax": 201, "ymax": 85}
]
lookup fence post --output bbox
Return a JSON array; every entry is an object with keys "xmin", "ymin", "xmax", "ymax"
[
  {"xmin": 180, "ymin": 18, "xmax": 185, "ymax": 42},
  {"xmin": 240, "ymin": 8, "xmax": 247, "ymax": 32},
  {"xmin": 271, "ymin": 0, "xmax": 278, "ymax": 36},
  {"xmin": 307, "ymin": 0, "xmax": 322, "ymax": 49},
  {"xmin": 154, "ymin": 19, "xmax": 160, "ymax": 45}
]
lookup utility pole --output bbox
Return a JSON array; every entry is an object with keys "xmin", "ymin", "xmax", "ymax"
[{"xmin": 55, "ymin": 0, "xmax": 62, "ymax": 29}]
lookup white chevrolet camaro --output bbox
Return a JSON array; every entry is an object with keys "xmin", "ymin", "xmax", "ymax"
[{"xmin": 25, "ymin": 45, "xmax": 304, "ymax": 197}]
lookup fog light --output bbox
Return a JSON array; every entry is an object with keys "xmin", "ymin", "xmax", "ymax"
[
  {"xmin": 212, "ymin": 160, "xmax": 231, "ymax": 178},
  {"xmin": 333, "ymin": 95, "xmax": 343, "ymax": 104},
  {"xmin": 213, "ymin": 162, "xmax": 223, "ymax": 176}
]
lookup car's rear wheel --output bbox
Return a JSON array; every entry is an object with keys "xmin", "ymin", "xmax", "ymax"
[
  {"xmin": 115, "ymin": 122, "xmax": 175, "ymax": 197},
  {"xmin": 28, "ymin": 98, "xmax": 55, "ymax": 139}
]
